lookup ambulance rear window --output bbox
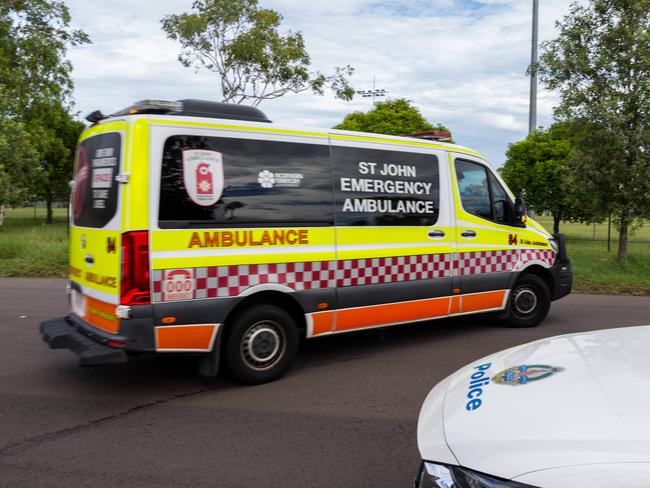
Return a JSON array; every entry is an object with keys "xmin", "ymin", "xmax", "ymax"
[{"xmin": 72, "ymin": 132, "xmax": 121, "ymax": 228}]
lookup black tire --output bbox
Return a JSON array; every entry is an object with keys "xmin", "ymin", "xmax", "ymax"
[
  {"xmin": 504, "ymin": 274, "xmax": 551, "ymax": 328},
  {"xmin": 224, "ymin": 304, "xmax": 299, "ymax": 385}
]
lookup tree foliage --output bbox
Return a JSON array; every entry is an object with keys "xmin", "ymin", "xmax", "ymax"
[
  {"xmin": 501, "ymin": 122, "xmax": 599, "ymax": 234},
  {"xmin": 0, "ymin": 0, "xmax": 88, "ymax": 221},
  {"xmin": 538, "ymin": 0, "xmax": 650, "ymax": 259},
  {"xmin": 333, "ymin": 98, "xmax": 449, "ymax": 137},
  {"xmin": 0, "ymin": 0, "xmax": 89, "ymax": 118},
  {"xmin": 161, "ymin": 0, "xmax": 354, "ymax": 106}
]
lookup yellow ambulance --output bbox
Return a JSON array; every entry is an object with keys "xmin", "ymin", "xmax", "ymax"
[{"xmin": 40, "ymin": 99, "xmax": 572, "ymax": 384}]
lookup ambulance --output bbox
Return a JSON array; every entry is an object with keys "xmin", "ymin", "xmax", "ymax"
[{"xmin": 40, "ymin": 99, "xmax": 572, "ymax": 384}]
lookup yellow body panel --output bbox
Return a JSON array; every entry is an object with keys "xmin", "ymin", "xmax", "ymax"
[
  {"xmin": 69, "ymin": 226, "xmax": 121, "ymax": 294},
  {"xmin": 126, "ymin": 118, "xmax": 150, "ymax": 230}
]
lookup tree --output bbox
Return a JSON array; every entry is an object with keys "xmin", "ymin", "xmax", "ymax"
[
  {"xmin": 538, "ymin": 0, "xmax": 650, "ymax": 259},
  {"xmin": 0, "ymin": 0, "xmax": 89, "ymax": 118},
  {"xmin": 27, "ymin": 108, "xmax": 85, "ymax": 224},
  {"xmin": 333, "ymin": 98, "xmax": 449, "ymax": 137},
  {"xmin": 0, "ymin": 0, "xmax": 89, "ymax": 222},
  {"xmin": 0, "ymin": 120, "xmax": 38, "ymax": 224},
  {"xmin": 161, "ymin": 0, "xmax": 354, "ymax": 106},
  {"xmin": 501, "ymin": 122, "xmax": 598, "ymax": 234}
]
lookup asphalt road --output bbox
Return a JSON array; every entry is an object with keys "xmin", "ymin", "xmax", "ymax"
[{"xmin": 1, "ymin": 278, "xmax": 649, "ymax": 487}]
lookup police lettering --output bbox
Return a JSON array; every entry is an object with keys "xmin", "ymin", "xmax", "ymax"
[
  {"xmin": 189, "ymin": 229, "xmax": 309, "ymax": 248},
  {"xmin": 466, "ymin": 362, "xmax": 491, "ymax": 411}
]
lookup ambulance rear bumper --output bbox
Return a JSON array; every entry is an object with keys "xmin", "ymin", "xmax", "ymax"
[{"xmin": 40, "ymin": 316, "xmax": 128, "ymax": 366}]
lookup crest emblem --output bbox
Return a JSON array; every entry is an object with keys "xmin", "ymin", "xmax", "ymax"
[
  {"xmin": 182, "ymin": 149, "xmax": 224, "ymax": 206},
  {"xmin": 492, "ymin": 364, "xmax": 564, "ymax": 386}
]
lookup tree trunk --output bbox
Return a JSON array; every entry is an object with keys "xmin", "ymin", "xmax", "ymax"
[
  {"xmin": 617, "ymin": 210, "xmax": 629, "ymax": 260},
  {"xmin": 552, "ymin": 214, "xmax": 561, "ymax": 235},
  {"xmin": 46, "ymin": 197, "xmax": 53, "ymax": 225},
  {"xmin": 0, "ymin": 204, "xmax": 4, "ymax": 226}
]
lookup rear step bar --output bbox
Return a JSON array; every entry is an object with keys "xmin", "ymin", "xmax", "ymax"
[{"xmin": 40, "ymin": 317, "xmax": 128, "ymax": 366}]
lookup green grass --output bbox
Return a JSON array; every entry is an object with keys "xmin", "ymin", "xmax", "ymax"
[
  {"xmin": 535, "ymin": 215, "xmax": 650, "ymax": 295},
  {"xmin": 1, "ymin": 208, "xmax": 649, "ymax": 295},
  {"xmin": 0, "ymin": 207, "xmax": 68, "ymax": 277}
]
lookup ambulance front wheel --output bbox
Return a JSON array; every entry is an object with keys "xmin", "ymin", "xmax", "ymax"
[
  {"xmin": 505, "ymin": 274, "xmax": 551, "ymax": 328},
  {"xmin": 224, "ymin": 304, "xmax": 299, "ymax": 385}
]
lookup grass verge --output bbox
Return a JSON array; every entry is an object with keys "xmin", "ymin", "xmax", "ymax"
[
  {"xmin": 0, "ymin": 207, "xmax": 68, "ymax": 278},
  {"xmin": 1, "ymin": 208, "xmax": 649, "ymax": 295}
]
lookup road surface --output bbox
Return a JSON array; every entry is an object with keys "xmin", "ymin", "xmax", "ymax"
[{"xmin": 1, "ymin": 278, "xmax": 648, "ymax": 487}]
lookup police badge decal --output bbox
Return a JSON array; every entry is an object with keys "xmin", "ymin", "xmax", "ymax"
[
  {"xmin": 182, "ymin": 149, "xmax": 224, "ymax": 206},
  {"xmin": 492, "ymin": 364, "xmax": 564, "ymax": 386}
]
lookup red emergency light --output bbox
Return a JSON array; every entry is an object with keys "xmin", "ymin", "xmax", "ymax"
[{"xmin": 404, "ymin": 130, "xmax": 452, "ymax": 142}]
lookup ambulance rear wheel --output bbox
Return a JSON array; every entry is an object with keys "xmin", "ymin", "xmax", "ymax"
[
  {"xmin": 225, "ymin": 304, "xmax": 299, "ymax": 385},
  {"xmin": 505, "ymin": 274, "xmax": 550, "ymax": 328}
]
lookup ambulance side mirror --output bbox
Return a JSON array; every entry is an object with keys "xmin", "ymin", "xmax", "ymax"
[{"xmin": 514, "ymin": 197, "xmax": 527, "ymax": 227}]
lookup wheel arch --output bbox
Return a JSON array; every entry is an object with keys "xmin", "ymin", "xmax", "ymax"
[
  {"xmin": 222, "ymin": 290, "xmax": 307, "ymax": 339},
  {"xmin": 514, "ymin": 264, "xmax": 554, "ymax": 297}
]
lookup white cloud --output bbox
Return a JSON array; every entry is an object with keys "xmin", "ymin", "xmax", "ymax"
[{"xmin": 65, "ymin": 0, "xmax": 574, "ymax": 165}]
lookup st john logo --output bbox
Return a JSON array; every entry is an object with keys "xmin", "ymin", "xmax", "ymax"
[{"xmin": 182, "ymin": 149, "xmax": 224, "ymax": 206}]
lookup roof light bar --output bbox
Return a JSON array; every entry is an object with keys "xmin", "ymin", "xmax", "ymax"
[
  {"xmin": 404, "ymin": 130, "xmax": 452, "ymax": 142},
  {"xmin": 112, "ymin": 100, "xmax": 184, "ymax": 117}
]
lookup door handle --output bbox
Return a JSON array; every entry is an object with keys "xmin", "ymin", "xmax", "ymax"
[
  {"xmin": 85, "ymin": 254, "xmax": 94, "ymax": 265},
  {"xmin": 461, "ymin": 230, "xmax": 477, "ymax": 238},
  {"xmin": 428, "ymin": 230, "xmax": 445, "ymax": 239}
]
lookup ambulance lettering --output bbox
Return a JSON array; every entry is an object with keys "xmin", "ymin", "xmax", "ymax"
[
  {"xmin": 182, "ymin": 149, "xmax": 223, "ymax": 206},
  {"xmin": 163, "ymin": 269, "xmax": 195, "ymax": 301}
]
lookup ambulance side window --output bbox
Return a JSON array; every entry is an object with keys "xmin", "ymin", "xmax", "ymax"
[
  {"xmin": 158, "ymin": 135, "xmax": 334, "ymax": 228},
  {"xmin": 455, "ymin": 160, "xmax": 492, "ymax": 221},
  {"xmin": 455, "ymin": 160, "xmax": 513, "ymax": 225},
  {"xmin": 332, "ymin": 146, "xmax": 440, "ymax": 226}
]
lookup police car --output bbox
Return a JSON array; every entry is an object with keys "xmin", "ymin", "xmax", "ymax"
[
  {"xmin": 40, "ymin": 99, "xmax": 571, "ymax": 384},
  {"xmin": 416, "ymin": 325, "xmax": 650, "ymax": 488}
]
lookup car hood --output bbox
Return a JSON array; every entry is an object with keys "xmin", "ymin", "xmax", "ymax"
[{"xmin": 418, "ymin": 326, "xmax": 650, "ymax": 480}]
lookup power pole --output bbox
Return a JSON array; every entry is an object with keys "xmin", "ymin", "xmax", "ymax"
[{"xmin": 529, "ymin": 0, "xmax": 539, "ymax": 134}]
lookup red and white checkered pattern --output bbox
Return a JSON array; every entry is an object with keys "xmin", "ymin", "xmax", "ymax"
[
  {"xmin": 337, "ymin": 253, "xmax": 451, "ymax": 287},
  {"xmin": 152, "ymin": 248, "xmax": 555, "ymax": 302},
  {"xmin": 454, "ymin": 248, "xmax": 556, "ymax": 276}
]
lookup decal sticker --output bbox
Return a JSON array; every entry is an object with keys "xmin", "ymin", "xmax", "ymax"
[
  {"xmin": 163, "ymin": 269, "xmax": 195, "ymax": 301},
  {"xmin": 257, "ymin": 170, "xmax": 303, "ymax": 188},
  {"xmin": 466, "ymin": 362, "xmax": 491, "ymax": 411},
  {"xmin": 492, "ymin": 364, "xmax": 564, "ymax": 386},
  {"xmin": 92, "ymin": 167, "xmax": 113, "ymax": 189},
  {"xmin": 182, "ymin": 150, "xmax": 224, "ymax": 206},
  {"xmin": 72, "ymin": 146, "xmax": 88, "ymax": 220},
  {"xmin": 107, "ymin": 237, "xmax": 116, "ymax": 253},
  {"xmin": 508, "ymin": 234, "xmax": 518, "ymax": 245}
]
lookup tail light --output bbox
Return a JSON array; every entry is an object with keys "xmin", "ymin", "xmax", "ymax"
[{"xmin": 120, "ymin": 231, "xmax": 150, "ymax": 305}]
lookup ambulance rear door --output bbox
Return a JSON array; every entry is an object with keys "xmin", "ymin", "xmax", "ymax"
[{"xmin": 69, "ymin": 122, "xmax": 127, "ymax": 334}]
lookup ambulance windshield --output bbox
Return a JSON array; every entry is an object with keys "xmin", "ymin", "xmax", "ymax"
[{"xmin": 72, "ymin": 132, "xmax": 121, "ymax": 228}]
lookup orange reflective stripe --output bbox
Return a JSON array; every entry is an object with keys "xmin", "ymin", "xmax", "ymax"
[
  {"xmin": 461, "ymin": 291, "xmax": 506, "ymax": 313},
  {"xmin": 311, "ymin": 311, "xmax": 335, "ymax": 335},
  {"xmin": 335, "ymin": 296, "xmax": 451, "ymax": 332},
  {"xmin": 86, "ymin": 296, "xmax": 119, "ymax": 334},
  {"xmin": 155, "ymin": 325, "xmax": 217, "ymax": 351},
  {"xmin": 449, "ymin": 296, "xmax": 461, "ymax": 315}
]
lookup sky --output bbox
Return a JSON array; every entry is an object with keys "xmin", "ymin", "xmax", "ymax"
[{"xmin": 65, "ymin": 0, "xmax": 576, "ymax": 167}]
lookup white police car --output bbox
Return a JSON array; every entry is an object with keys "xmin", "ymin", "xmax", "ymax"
[{"xmin": 416, "ymin": 326, "xmax": 650, "ymax": 488}]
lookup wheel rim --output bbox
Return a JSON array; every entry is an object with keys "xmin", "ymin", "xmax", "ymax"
[
  {"xmin": 240, "ymin": 320, "xmax": 286, "ymax": 371},
  {"xmin": 512, "ymin": 286, "xmax": 539, "ymax": 317}
]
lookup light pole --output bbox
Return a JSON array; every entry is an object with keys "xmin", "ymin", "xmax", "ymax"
[
  {"xmin": 529, "ymin": 0, "xmax": 539, "ymax": 134},
  {"xmin": 356, "ymin": 75, "xmax": 388, "ymax": 106}
]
